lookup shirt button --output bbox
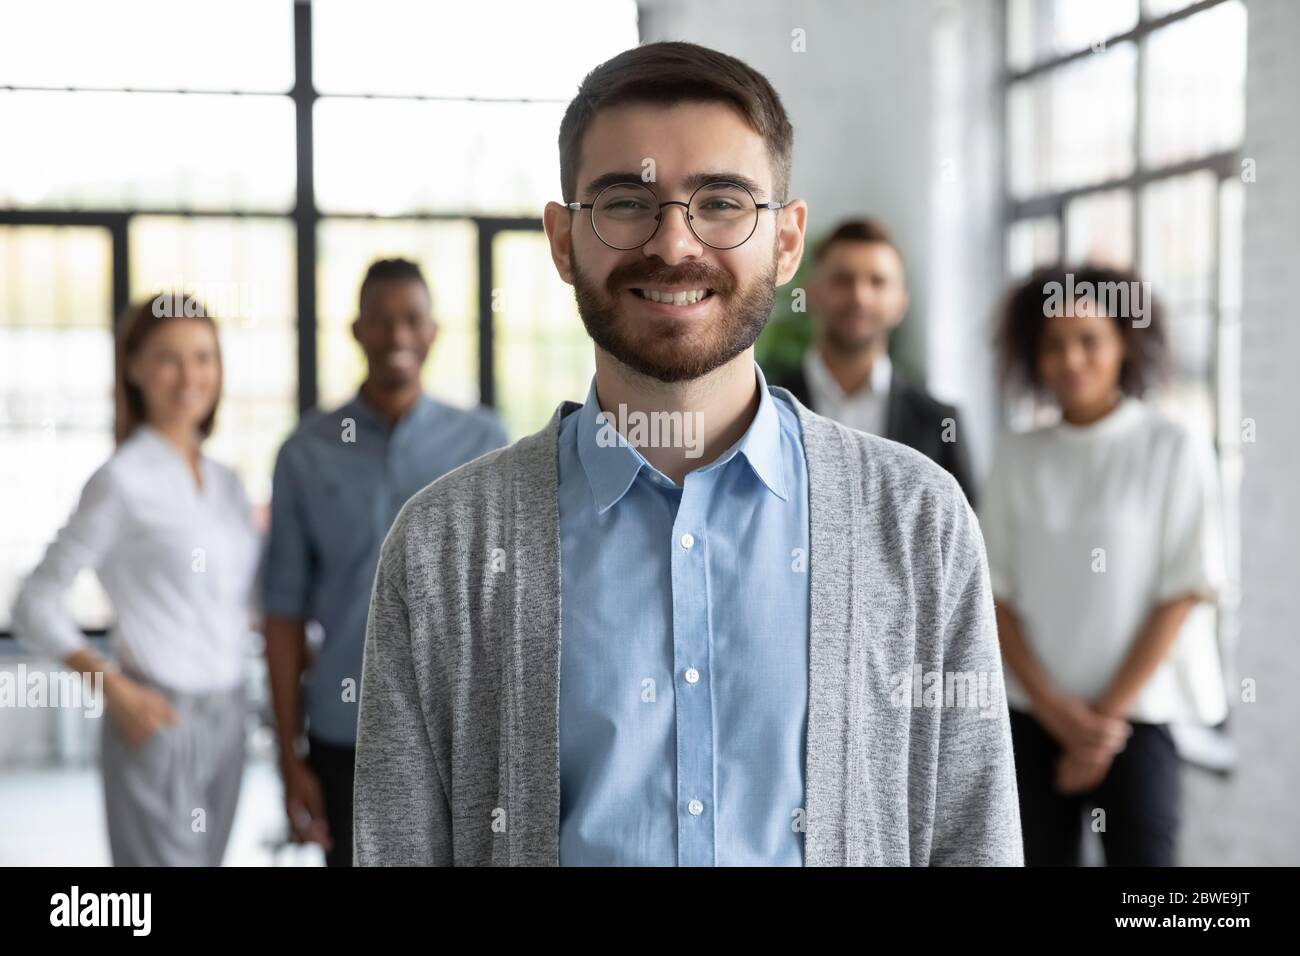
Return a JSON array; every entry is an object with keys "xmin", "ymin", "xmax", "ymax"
[
  {"xmin": 688, "ymin": 799, "xmax": 704, "ymax": 816},
  {"xmin": 685, "ymin": 667, "xmax": 700, "ymax": 684},
  {"xmin": 680, "ymin": 533, "xmax": 695, "ymax": 550}
]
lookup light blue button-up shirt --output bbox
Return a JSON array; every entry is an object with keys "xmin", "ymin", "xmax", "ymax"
[
  {"xmin": 556, "ymin": 363, "xmax": 810, "ymax": 866},
  {"xmin": 263, "ymin": 391, "xmax": 508, "ymax": 746}
]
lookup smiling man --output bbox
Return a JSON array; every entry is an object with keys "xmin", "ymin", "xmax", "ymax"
[
  {"xmin": 353, "ymin": 42, "xmax": 1023, "ymax": 866},
  {"xmin": 263, "ymin": 258, "xmax": 507, "ymax": 866}
]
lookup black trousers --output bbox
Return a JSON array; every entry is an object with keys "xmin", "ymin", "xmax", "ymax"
[
  {"xmin": 306, "ymin": 734, "xmax": 356, "ymax": 868},
  {"xmin": 1009, "ymin": 707, "xmax": 1182, "ymax": 866}
]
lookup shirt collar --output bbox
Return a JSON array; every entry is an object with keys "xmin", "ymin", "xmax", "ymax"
[
  {"xmin": 130, "ymin": 424, "xmax": 213, "ymax": 483},
  {"xmin": 575, "ymin": 362, "xmax": 789, "ymax": 514},
  {"xmin": 804, "ymin": 347, "xmax": 892, "ymax": 400}
]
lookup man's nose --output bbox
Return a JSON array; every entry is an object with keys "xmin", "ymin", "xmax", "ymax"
[
  {"xmin": 382, "ymin": 321, "xmax": 414, "ymax": 349},
  {"xmin": 640, "ymin": 202, "xmax": 703, "ymax": 264}
]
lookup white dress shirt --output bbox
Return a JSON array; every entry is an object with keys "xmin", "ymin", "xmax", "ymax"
[
  {"xmin": 12, "ymin": 424, "xmax": 260, "ymax": 693},
  {"xmin": 802, "ymin": 348, "xmax": 892, "ymax": 436},
  {"xmin": 978, "ymin": 397, "xmax": 1228, "ymax": 725}
]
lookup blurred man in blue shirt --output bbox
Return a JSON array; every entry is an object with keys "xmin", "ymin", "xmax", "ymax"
[{"xmin": 262, "ymin": 258, "xmax": 507, "ymax": 866}]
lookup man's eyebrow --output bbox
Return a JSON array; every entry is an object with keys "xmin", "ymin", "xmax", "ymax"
[
  {"xmin": 582, "ymin": 171, "xmax": 648, "ymax": 197},
  {"xmin": 681, "ymin": 171, "xmax": 768, "ymax": 197},
  {"xmin": 580, "ymin": 170, "xmax": 771, "ymax": 199}
]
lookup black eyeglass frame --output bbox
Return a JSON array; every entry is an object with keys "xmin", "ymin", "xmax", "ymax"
[{"xmin": 565, "ymin": 180, "xmax": 788, "ymax": 251}]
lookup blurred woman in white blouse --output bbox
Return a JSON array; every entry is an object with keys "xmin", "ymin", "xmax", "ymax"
[
  {"xmin": 981, "ymin": 266, "xmax": 1226, "ymax": 867},
  {"xmin": 12, "ymin": 295, "xmax": 260, "ymax": 866}
]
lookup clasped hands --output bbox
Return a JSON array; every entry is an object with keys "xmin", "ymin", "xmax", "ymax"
[{"xmin": 1037, "ymin": 693, "xmax": 1132, "ymax": 796}]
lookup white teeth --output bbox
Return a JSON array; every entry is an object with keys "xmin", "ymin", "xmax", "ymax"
[{"xmin": 637, "ymin": 288, "xmax": 709, "ymax": 304}]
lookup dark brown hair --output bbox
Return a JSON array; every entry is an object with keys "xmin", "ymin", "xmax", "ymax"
[
  {"xmin": 359, "ymin": 257, "xmax": 428, "ymax": 312},
  {"xmin": 558, "ymin": 41, "xmax": 794, "ymax": 203},
  {"xmin": 994, "ymin": 265, "xmax": 1170, "ymax": 400},
  {"xmin": 812, "ymin": 217, "xmax": 902, "ymax": 266},
  {"xmin": 114, "ymin": 294, "xmax": 222, "ymax": 445}
]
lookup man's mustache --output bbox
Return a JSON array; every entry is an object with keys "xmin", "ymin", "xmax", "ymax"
[{"xmin": 604, "ymin": 260, "xmax": 737, "ymax": 298}]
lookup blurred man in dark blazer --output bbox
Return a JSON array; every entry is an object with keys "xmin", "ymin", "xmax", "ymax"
[{"xmin": 772, "ymin": 218, "xmax": 977, "ymax": 506}]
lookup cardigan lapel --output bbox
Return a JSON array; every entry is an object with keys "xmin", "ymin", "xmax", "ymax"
[
  {"xmin": 500, "ymin": 402, "xmax": 574, "ymax": 865},
  {"xmin": 782, "ymin": 388, "xmax": 866, "ymax": 866}
]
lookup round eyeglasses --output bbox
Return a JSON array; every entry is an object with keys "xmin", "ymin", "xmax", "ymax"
[{"xmin": 566, "ymin": 180, "xmax": 787, "ymax": 251}]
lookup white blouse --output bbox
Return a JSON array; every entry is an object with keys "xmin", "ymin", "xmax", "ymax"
[
  {"xmin": 978, "ymin": 397, "xmax": 1228, "ymax": 725},
  {"xmin": 11, "ymin": 424, "xmax": 261, "ymax": 693}
]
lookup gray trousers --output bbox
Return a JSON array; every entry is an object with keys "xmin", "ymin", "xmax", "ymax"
[{"xmin": 100, "ymin": 674, "xmax": 246, "ymax": 866}]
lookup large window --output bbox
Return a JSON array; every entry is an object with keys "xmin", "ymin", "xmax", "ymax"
[
  {"xmin": 1003, "ymin": 0, "xmax": 1246, "ymax": 734},
  {"xmin": 0, "ymin": 0, "xmax": 638, "ymax": 634},
  {"xmin": 1005, "ymin": 0, "xmax": 1245, "ymax": 433}
]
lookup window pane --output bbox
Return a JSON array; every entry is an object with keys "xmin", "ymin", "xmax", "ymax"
[
  {"xmin": 1050, "ymin": 0, "xmax": 1138, "ymax": 55},
  {"xmin": 1008, "ymin": 42, "xmax": 1137, "ymax": 198},
  {"xmin": 1216, "ymin": 177, "xmax": 1244, "ymax": 600},
  {"xmin": 1218, "ymin": 178, "xmax": 1244, "ymax": 316},
  {"xmin": 0, "ymin": 226, "xmax": 115, "ymax": 631},
  {"xmin": 0, "ymin": 91, "xmax": 295, "ymax": 211},
  {"xmin": 1141, "ymin": 1, "xmax": 1247, "ymax": 167},
  {"xmin": 1007, "ymin": 0, "xmax": 1138, "ymax": 69},
  {"xmin": 130, "ymin": 216, "xmax": 297, "ymax": 505},
  {"xmin": 0, "ymin": 0, "xmax": 294, "ymax": 92},
  {"xmin": 1007, "ymin": 216, "xmax": 1060, "ymax": 277},
  {"xmin": 1144, "ymin": 0, "xmax": 1200, "ymax": 17},
  {"xmin": 316, "ymin": 219, "xmax": 480, "ymax": 411},
  {"xmin": 1066, "ymin": 189, "xmax": 1133, "ymax": 267},
  {"xmin": 493, "ymin": 231, "xmax": 593, "ymax": 438},
  {"xmin": 1140, "ymin": 171, "xmax": 1217, "ymax": 385},
  {"xmin": 313, "ymin": 0, "xmax": 638, "ymax": 97},
  {"xmin": 314, "ymin": 99, "xmax": 561, "ymax": 216}
]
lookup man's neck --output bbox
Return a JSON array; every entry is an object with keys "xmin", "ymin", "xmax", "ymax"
[
  {"xmin": 817, "ymin": 336, "xmax": 887, "ymax": 396},
  {"xmin": 359, "ymin": 379, "xmax": 422, "ymax": 427},
  {"xmin": 593, "ymin": 350, "xmax": 760, "ymax": 486}
]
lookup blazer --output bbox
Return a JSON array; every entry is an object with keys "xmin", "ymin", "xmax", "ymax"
[
  {"xmin": 353, "ymin": 386, "xmax": 1023, "ymax": 866},
  {"xmin": 772, "ymin": 362, "xmax": 978, "ymax": 508}
]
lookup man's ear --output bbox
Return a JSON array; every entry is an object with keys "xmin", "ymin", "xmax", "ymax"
[
  {"xmin": 350, "ymin": 316, "xmax": 361, "ymax": 345},
  {"xmin": 543, "ymin": 201, "xmax": 576, "ymax": 285},
  {"xmin": 774, "ymin": 198, "xmax": 808, "ymax": 287}
]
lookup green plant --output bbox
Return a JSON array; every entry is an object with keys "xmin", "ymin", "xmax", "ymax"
[{"xmin": 755, "ymin": 251, "xmax": 815, "ymax": 380}]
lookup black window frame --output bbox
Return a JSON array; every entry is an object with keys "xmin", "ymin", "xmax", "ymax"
[{"xmin": 0, "ymin": 2, "xmax": 580, "ymax": 639}]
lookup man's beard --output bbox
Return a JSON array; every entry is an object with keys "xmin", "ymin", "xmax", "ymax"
[{"xmin": 571, "ymin": 252, "xmax": 777, "ymax": 384}]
